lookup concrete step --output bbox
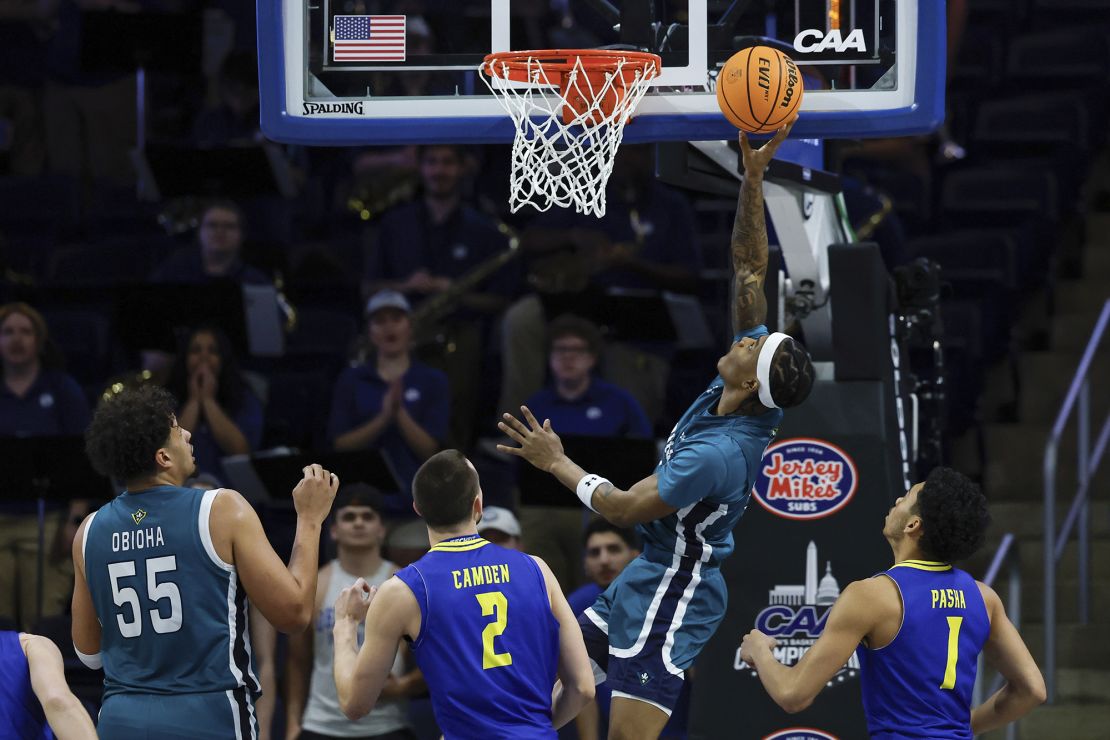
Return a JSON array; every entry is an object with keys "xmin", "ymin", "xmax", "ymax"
[
  {"xmin": 1016, "ymin": 344, "xmax": 1110, "ymax": 421},
  {"xmin": 979, "ymin": 423, "xmax": 1106, "ymax": 501},
  {"xmin": 1056, "ymin": 668, "xmax": 1110, "ymax": 703},
  {"xmin": 1082, "ymin": 214, "xmax": 1110, "ymax": 248},
  {"xmin": 967, "ymin": 539, "xmax": 1110, "ymax": 584},
  {"xmin": 983, "ymin": 502, "xmax": 1110, "ymax": 540},
  {"xmin": 1022, "ymin": 623, "xmax": 1110, "ymax": 670},
  {"xmin": 1020, "ymin": 577, "xmax": 1110, "ymax": 624},
  {"xmin": 1056, "ymin": 279, "xmax": 1110, "ymax": 317},
  {"xmin": 1007, "ymin": 702, "xmax": 1110, "ymax": 740},
  {"xmin": 1079, "ymin": 239, "xmax": 1110, "ymax": 277}
]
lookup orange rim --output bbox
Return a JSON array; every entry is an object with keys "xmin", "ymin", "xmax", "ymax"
[{"xmin": 482, "ymin": 49, "xmax": 662, "ymax": 84}]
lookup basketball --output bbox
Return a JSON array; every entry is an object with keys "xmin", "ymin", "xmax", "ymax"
[{"xmin": 716, "ymin": 46, "xmax": 804, "ymax": 134}]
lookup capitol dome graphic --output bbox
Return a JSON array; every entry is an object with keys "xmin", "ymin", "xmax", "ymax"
[{"xmin": 768, "ymin": 541, "xmax": 842, "ymax": 606}]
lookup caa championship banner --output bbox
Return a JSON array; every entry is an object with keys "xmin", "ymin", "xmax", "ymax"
[{"xmin": 690, "ymin": 380, "xmax": 906, "ymax": 739}]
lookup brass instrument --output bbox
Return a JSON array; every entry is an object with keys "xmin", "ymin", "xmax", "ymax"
[
  {"xmin": 411, "ymin": 222, "xmax": 522, "ymax": 347},
  {"xmin": 854, "ymin": 192, "xmax": 894, "ymax": 241},
  {"xmin": 526, "ymin": 207, "xmax": 647, "ymax": 294},
  {"xmin": 99, "ymin": 369, "xmax": 155, "ymax": 404}
]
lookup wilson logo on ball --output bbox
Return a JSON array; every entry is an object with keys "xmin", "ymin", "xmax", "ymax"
[{"xmin": 753, "ymin": 438, "xmax": 857, "ymax": 520}]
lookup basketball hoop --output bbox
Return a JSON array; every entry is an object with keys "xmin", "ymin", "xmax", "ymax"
[{"xmin": 481, "ymin": 49, "xmax": 661, "ymax": 218}]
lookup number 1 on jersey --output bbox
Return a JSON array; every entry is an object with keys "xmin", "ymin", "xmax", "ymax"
[
  {"xmin": 476, "ymin": 591, "xmax": 513, "ymax": 670},
  {"xmin": 940, "ymin": 616, "xmax": 963, "ymax": 690}
]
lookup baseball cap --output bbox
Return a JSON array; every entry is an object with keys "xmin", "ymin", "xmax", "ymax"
[
  {"xmin": 365, "ymin": 290, "xmax": 411, "ymax": 317},
  {"xmin": 477, "ymin": 507, "xmax": 521, "ymax": 538}
]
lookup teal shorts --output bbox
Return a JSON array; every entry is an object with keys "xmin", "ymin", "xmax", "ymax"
[{"xmin": 98, "ymin": 688, "xmax": 257, "ymax": 739}]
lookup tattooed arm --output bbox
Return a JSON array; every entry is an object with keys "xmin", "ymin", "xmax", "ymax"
[
  {"xmin": 732, "ymin": 122, "xmax": 796, "ymax": 332},
  {"xmin": 498, "ymin": 407, "xmax": 676, "ymax": 526}
]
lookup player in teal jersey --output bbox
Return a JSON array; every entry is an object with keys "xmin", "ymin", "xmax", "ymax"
[
  {"xmin": 741, "ymin": 467, "xmax": 1046, "ymax": 738},
  {"xmin": 332, "ymin": 449, "xmax": 595, "ymax": 738},
  {"xmin": 73, "ymin": 385, "xmax": 338, "ymax": 739},
  {"xmin": 498, "ymin": 122, "xmax": 815, "ymax": 740}
]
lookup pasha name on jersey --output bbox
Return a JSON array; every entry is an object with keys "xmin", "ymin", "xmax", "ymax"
[
  {"xmin": 452, "ymin": 564, "xmax": 511, "ymax": 590},
  {"xmin": 111, "ymin": 527, "xmax": 166, "ymax": 552}
]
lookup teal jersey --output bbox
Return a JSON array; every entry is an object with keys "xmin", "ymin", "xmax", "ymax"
[
  {"xmin": 641, "ymin": 325, "xmax": 782, "ymax": 568},
  {"xmin": 83, "ymin": 486, "xmax": 260, "ymax": 701},
  {"xmin": 857, "ymin": 562, "xmax": 990, "ymax": 739},
  {"xmin": 394, "ymin": 536, "xmax": 560, "ymax": 739}
]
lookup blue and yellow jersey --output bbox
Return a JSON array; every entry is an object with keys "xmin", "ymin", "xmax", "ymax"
[
  {"xmin": 82, "ymin": 487, "xmax": 259, "ymax": 701},
  {"xmin": 394, "ymin": 535, "xmax": 560, "ymax": 739},
  {"xmin": 641, "ymin": 325, "xmax": 782, "ymax": 569},
  {"xmin": 0, "ymin": 632, "xmax": 52, "ymax": 739},
  {"xmin": 857, "ymin": 561, "xmax": 991, "ymax": 739}
]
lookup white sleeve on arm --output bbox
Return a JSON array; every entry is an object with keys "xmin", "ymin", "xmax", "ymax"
[{"xmin": 74, "ymin": 647, "xmax": 102, "ymax": 670}]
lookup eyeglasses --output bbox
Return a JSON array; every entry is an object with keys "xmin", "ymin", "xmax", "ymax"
[
  {"xmin": 551, "ymin": 344, "xmax": 591, "ymax": 357},
  {"xmin": 339, "ymin": 511, "xmax": 379, "ymax": 523},
  {"xmin": 201, "ymin": 220, "xmax": 241, "ymax": 231}
]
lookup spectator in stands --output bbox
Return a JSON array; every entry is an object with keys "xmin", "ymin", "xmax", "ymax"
[
  {"xmin": 0, "ymin": 630, "xmax": 97, "ymax": 738},
  {"xmin": 0, "ymin": 302, "xmax": 92, "ymax": 630},
  {"xmin": 328, "ymin": 291, "xmax": 449, "ymax": 509},
  {"xmin": 566, "ymin": 519, "xmax": 640, "ymax": 616},
  {"xmin": 0, "ymin": 302, "xmax": 90, "ymax": 437},
  {"xmin": 286, "ymin": 484, "xmax": 421, "ymax": 740},
  {"xmin": 366, "ymin": 144, "xmax": 520, "ymax": 448},
  {"xmin": 524, "ymin": 314, "xmax": 651, "ymax": 439},
  {"xmin": 516, "ymin": 315, "xmax": 649, "ymax": 590},
  {"xmin": 500, "ymin": 144, "xmax": 702, "ymax": 424},
  {"xmin": 164, "ymin": 325, "xmax": 263, "ymax": 486},
  {"xmin": 476, "ymin": 506, "xmax": 522, "ymax": 550},
  {"xmin": 566, "ymin": 519, "xmax": 640, "ymax": 740},
  {"xmin": 150, "ymin": 199, "xmax": 271, "ymax": 285}
]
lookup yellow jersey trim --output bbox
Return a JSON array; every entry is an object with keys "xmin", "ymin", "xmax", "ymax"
[
  {"xmin": 892, "ymin": 560, "xmax": 952, "ymax": 572},
  {"xmin": 431, "ymin": 538, "xmax": 490, "ymax": 553}
]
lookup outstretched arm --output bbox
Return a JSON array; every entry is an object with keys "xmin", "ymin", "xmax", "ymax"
[
  {"xmin": 970, "ymin": 583, "xmax": 1046, "ymax": 734},
  {"xmin": 732, "ymin": 122, "xmax": 795, "ymax": 332},
  {"xmin": 497, "ymin": 407, "xmax": 676, "ymax": 527},
  {"xmin": 741, "ymin": 579, "xmax": 880, "ymax": 713},
  {"xmin": 21, "ymin": 634, "xmax": 98, "ymax": 740}
]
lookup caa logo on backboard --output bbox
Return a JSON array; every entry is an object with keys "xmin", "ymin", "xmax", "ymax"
[
  {"xmin": 753, "ymin": 438, "xmax": 857, "ymax": 520},
  {"xmin": 763, "ymin": 729, "xmax": 839, "ymax": 740}
]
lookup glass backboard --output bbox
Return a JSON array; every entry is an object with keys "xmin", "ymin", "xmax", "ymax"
[{"xmin": 258, "ymin": 0, "xmax": 945, "ymax": 145}]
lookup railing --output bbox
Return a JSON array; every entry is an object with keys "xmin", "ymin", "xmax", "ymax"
[
  {"xmin": 973, "ymin": 533, "xmax": 1021, "ymax": 740},
  {"xmin": 1043, "ymin": 298, "xmax": 1110, "ymax": 702}
]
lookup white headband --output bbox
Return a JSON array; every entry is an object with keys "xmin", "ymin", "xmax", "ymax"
[{"xmin": 756, "ymin": 332, "xmax": 791, "ymax": 409}]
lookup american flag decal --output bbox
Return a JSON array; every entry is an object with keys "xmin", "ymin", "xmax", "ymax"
[{"xmin": 333, "ymin": 15, "xmax": 406, "ymax": 62}]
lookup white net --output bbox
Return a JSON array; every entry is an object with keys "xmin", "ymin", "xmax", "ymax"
[{"xmin": 481, "ymin": 53, "xmax": 659, "ymax": 218}]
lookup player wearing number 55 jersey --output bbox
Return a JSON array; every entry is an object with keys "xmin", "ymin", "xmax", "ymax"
[
  {"xmin": 72, "ymin": 385, "xmax": 339, "ymax": 739},
  {"xmin": 332, "ymin": 450, "xmax": 595, "ymax": 739},
  {"xmin": 741, "ymin": 468, "xmax": 1046, "ymax": 738}
]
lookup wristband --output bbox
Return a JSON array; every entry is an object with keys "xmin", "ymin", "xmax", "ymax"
[
  {"xmin": 576, "ymin": 474, "xmax": 610, "ymax": 513},
  {"xmin": 75, "ymin": 647, "xmax": 102, "ymax": 670}
]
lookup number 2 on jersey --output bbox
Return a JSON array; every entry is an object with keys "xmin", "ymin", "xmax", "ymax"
[
  {"xmin": 940, "ymin": 616, "xmax": 963, "ymax": 690},
  {"xmin": 476, "ymin": 591, "xmax": 513, "ymax": 669}
]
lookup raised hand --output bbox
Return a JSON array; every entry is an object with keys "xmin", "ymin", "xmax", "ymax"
[
  {"xmin": 291, "ymin": 463, "xmax": 339, "ymax": 526},
  {"xmin": 334, "ymin": 577, "xmax": 375, "ymax": 625},
  {"xmin": 496, "ymin": 406, "xmax": 566, "ymax": 473},
  {"xmin": 739, "ymin": 628, "xmax": 778, "ymax": 667},
  {"xmin": 739, "ymin": 117, "xmax": 797, "ymax": 179}
]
